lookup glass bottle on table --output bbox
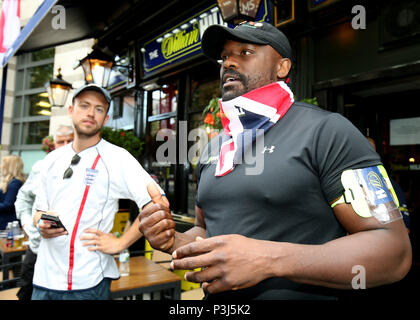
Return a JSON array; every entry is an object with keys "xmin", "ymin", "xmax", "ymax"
[
  {"xmin": 119, "ymin": 249, "xmax": 130, "ymax": 276},
  {"xmin": 12, "ymin": 221, "xmax": 23, "ymax": 248}
]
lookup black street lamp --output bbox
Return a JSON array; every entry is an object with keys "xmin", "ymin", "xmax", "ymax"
[
  {"xmin": 44, "ymin": 68, "xmax": 72, "ymax": 107},
  {"xmin": 216, "ymin": 0, "xmax": 262, "ymax": 24}
]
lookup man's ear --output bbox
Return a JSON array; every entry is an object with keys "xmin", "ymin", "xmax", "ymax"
[
  {"xmin": 68, "ymin": 105, "xmax": 73, "ymax": 115},
  {"xmin": 103, "ymin": 114, "xmax": 109, "ymax": 127},
  {"xmin": 276, "ymin": 58, "xmax": 292, "ymax": 80}
]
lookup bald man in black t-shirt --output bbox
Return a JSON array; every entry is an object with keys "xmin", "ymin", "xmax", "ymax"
[{"xmin": 139, "ymin": 22, "xmax": 412, "ymax": 300}]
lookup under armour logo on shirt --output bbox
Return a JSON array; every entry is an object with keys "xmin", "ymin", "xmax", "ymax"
[
  {"xmin": 215, "ymin": 81, "xmax": 294, "ymax": 176},
  {"xmin": 235, "ymin": 106, "xmax": 246, "ymax": 116},
  {"xmin": 262, "ymin": 146, "xmax": 275, "ymax": 154}
]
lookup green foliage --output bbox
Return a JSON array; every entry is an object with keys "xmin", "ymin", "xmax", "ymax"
[
  {"xmin": 100, "ymin": 127, "xmax": 144, "ymax": 159},
  {"xmin": 300, "ymin": 97, "xmax": 318, "ymax": 106}
]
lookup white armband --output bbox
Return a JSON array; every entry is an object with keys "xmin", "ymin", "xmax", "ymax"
[{"xmin": 332, "ymin": 165, "xmax": 402, "ymax": 224}]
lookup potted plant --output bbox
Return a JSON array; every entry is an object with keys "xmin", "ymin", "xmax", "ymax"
[
  {"xmin": 202, "ymin": 97, "xmax": 223, "ymax": 139},
  {"xmin": 100, "ymin": 127, "xmax": 144, "ymax": 159},
  {"xmin": 41, "ymin": 135, "xmax": 55, "ymax": 153}
]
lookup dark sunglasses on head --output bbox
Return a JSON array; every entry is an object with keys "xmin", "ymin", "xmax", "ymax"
[{"xmin": 63, "ymin": 154, "xmax": 81, "ymax": 179}]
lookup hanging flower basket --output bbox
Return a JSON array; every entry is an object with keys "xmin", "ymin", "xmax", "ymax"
[
  {"xmin": 41, "ymin": 135, "xmax": 55, "ymax": 153},
  {"xmin": 202, "ymin": 97, "xmax": 224, "ymax": 139}
]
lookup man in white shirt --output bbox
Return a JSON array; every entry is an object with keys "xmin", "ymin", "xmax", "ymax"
[{"xmin": 32, "ymin": 84, "xmax": 165, "ymax": 300}]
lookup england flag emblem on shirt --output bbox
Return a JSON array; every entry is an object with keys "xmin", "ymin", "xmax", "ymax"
[{"xmin": 84, "ymin": 168, "xmax": 98, "ymax": 185}]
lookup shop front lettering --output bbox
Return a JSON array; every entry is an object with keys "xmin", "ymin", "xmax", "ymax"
[
  {"xmin": 143, "ymin": 5, "xmax": 229, "ymax": 75},
  {"xmin": 240, "ymin": 0, "xmax": 258, "ymax": 17},
  {"xmin": 198, "ymin": 9, "xmax": 227, "ymax": 40},
  {"xmin": 161, "ymin": 25, "xmax": 200, "ymax": 59},
  {"xmin": 149, "ymin": 49, "xmax": 158, "ymax": 60}
]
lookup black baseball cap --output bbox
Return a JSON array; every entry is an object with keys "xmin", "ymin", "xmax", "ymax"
[
  {"xmin": 201, "ymin": 21, "xmax": 292, "ymax": 61},
  {"xmin": 72, "ymin": 83, "xmax": 111, "ymax": 104}
]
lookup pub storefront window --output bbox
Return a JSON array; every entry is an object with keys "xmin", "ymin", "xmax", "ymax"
[
  {"xmin": 147, "ymin": 82, "xmax": 178, "ymax": 206},
  {"xmin": 143, "ymin": 62, "xmax": 220, "ymax": 217},
  {"xmin": 12, "ymin": 48, "xmax": 55, "ymax": 171},
  {"xmin": 187, "ymin": 67, "xmax": 221, "ymax": 215}
]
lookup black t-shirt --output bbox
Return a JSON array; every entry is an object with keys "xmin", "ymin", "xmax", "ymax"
[{"xmin": 196, "ymin": 102, "xmax": 381, "ymax": 300}]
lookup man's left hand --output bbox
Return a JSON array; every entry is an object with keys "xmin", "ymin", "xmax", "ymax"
[
  {"xmin": 170, "ymin": 234, "xmax": 271, "ymax": 294},
  {"xmin": 80, "ymin": 229, "xmax": 122, "ymax": 255}
]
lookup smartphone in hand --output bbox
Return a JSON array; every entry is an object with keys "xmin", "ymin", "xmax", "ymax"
[{"xmin": 41, "ymin": 214, "xmax": 67, "ymax": 231}]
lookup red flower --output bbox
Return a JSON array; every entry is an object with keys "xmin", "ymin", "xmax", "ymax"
[
  {"xmin": 42, "ymin": 135, "xmax": 55, "ymax": 154},
  {"xmin": 204, "ymin": 113, "xmax": 215, "ymax": 126},
  {"xmin": 121, "ymin": 131, "xmax": 125, "ymax": 137}
]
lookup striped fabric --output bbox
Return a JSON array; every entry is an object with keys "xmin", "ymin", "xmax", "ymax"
[{"xmin": 216, "ymin": 81, "xmax": 294, "ymax": 176}]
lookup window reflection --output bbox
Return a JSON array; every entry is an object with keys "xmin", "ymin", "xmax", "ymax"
[
  {"xmin": 187, "ymin": 76, "xmax": 221, "ymax": 215},
  {"xmin": 31, "ymin": 48, "xmax": 55, "ymax": 62},
  {"xmin": 12, "ymin": 125, "xmax": 20, "ymax": 145},
  {"xmin": 148, "ymin": 82, "xmax": 178, "ymax": 206},
  {"xmin": 152, "ymin": 84, "xmax": 178, "ymax": 116},
  {"xmin": 27, "ymin": 64, "xmax": 54, "ymax": 89},
  {"xmin": 150, "ymin": 119, "xmax": 177, "ymax": 206},
  {"xmin": 24, "ymin": 93, "xmax": 51, "ymax": 116},
  {"xmin": 22, "ymin": 121, "xmax": 50, "ymax": 144},
  {"xmin": 13, "ymin": 96, "xmax": 22, "ymax": 117}
]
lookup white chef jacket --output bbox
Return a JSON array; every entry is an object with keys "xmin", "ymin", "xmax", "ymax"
[{"xmin": 33, "ymin": 139, "xmax": 162, "ymax": 291}]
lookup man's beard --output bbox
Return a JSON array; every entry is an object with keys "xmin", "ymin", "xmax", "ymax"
[
  {"xmin": 221, "ymin": 70, "xmax": 249, "ymax": 102},
  {"xmin": 221, "ymin": 69, "xmax": 277, "ymax": 102},
  {"xmin": 74, "ymin": 122, "xmax": 101, "ymax": 139}
]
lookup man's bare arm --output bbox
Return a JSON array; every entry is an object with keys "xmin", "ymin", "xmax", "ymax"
[
  {"xmin": 274, "ymin": 203, "xmax": 412, "ymax": 288},
  {"xmin": 171, "ymin": 203, "xmax": 412, "ymax": 293}
]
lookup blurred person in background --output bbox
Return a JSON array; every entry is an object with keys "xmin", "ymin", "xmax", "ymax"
[
  {"xmin": 0, "ymin": 155, "xmax": 25, "ymax": 230},
  {"xmin": 15, "ymin": 125, "xmax": 74, "ymax": 300}
]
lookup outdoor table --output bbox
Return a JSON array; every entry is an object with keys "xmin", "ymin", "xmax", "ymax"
[
  {"xmin": 0, "ymin": 238, "xmax": 27, "ymax": 280},
  {"xmin": 110, "ymin": 256, "xmax": 181, "ymax": 300}
]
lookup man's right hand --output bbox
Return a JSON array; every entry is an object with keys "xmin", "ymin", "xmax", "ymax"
[
  {"xmin": 33, "ymin": 211, "xmax": 68, "ymax": 239},
  {"xmin": 138, "ymin": 183, "xmax": 176, "ymax": 252}
]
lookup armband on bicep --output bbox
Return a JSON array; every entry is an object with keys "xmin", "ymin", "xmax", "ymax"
[{"xmin": 331, "ymin": 165, "xmax": 402, "ymax": 224}]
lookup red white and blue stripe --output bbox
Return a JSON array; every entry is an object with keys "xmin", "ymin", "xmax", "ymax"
[{"xmin": 216, "ymin": 81, "xmax": 294, "ymax": 176}]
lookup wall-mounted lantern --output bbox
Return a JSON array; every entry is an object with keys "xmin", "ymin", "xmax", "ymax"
[
  {"xmin": 216, "ymin": 0, "xmax": 262, "ymax": 24},
  {"xmin": 44, "ymin": 67, "xmax": 72, "ymax": 107},
  {"xmin": 79, "ymin": 50, "xmax": 114, "ymax": 87}
]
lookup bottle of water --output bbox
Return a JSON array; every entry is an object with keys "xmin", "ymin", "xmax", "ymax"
[
  {"xmin": 12, "ymin": 221, "xmax": 20, "ymax": 236},
  {"xmin": 119, "ymin": 249, "xmax": 130, "ymax": 276},
  {"xmin": 6, "ymin": 222, "xmax": 14, "ymax": 248}
]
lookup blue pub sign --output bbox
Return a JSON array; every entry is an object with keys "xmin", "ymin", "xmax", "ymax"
[{"xmin": 141, "ymin": 1, "xmax": 271, "ymax": 77}]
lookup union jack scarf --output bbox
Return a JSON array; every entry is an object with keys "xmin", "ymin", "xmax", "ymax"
[{"xmin": 215, "ymin": 81, "xmax": 294, "ymax": 176}]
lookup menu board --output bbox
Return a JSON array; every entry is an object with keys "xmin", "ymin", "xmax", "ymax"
[{"xmin": 390, "ymin": 117, "xmax": 420, "ymax": 145}]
